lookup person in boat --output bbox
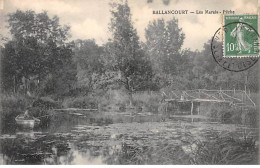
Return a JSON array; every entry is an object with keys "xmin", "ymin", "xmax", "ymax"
[{"xmin": 24, "ymin": 109, "xmax": 33, "ymax": 119}]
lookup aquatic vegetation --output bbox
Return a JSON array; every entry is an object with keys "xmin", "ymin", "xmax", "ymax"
[
  {"xmin": 0, "ymin": 132, "xmax": 71, "ymax": 164},
  {"xmin": 0, "ymin": 111, "xmax": 258, "ymax": 165},
  {"xmin": 191, "ymin": 131, "xmax": 258, "ymax": 164},
  {"xmin": 65, "ymin": 121, "xmax": 258, "ymax": 165}
]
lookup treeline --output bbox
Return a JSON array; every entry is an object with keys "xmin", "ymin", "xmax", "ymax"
[{"xmin": 1, "ymin": 1, "xmax": 258, "ymax": 99}]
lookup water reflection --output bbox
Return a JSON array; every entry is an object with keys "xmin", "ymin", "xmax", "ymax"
[{"xmin": 0, "ymin": 111, "xmax": 258, "ymax": 165}]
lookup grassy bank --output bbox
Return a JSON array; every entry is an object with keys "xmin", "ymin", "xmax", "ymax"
[
  {"xmin": 60, "ymin": 90, "xmax": 259, "ymax": 128},
  {"xmin": 1, "ymin": 90, "xmax": 259, "ymax": 131},
  {"xmin": 62, "ymin": 95, "xmax": 99, "ymax": 109},
  {"xmin": 132, "ymin": 91, "xmax": 162, "ymax": 113},
  {"xmin": 61, "ymin": 90, "xmax": 163, "ymax": 113}
]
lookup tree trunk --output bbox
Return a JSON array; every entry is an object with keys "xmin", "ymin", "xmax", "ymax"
[
  {"xmin": 126, "ymin": 76, "xmax": 133, "ymax": 106},
  {"xmin": 13, "ymin": 76, "xmax": 16, "ymax": 93}
]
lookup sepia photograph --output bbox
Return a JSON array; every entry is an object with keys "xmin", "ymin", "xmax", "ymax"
[{"xmin": 0, "ymin": 0, "xmax": 259, "ymax": 165}]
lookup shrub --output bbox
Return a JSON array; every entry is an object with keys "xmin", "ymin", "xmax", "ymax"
[
  {"xmin": 239, "ymin": 107, "xmax": 259, "ymax": 127},
  {"xmin": 97, "ymin": 89, "xmax": 130, "ymax": 111},
  {"xmin": 62, "ymin": 95, "xmax": 98, "ymax": 109},
  {"xmin": 132, "ymin": 91, "xmax": 162, "ymax": 112},
  {"xmin": 32, "ymin": 97, "xmax": 61, "ymax": 109},
  {"xmin": 1, "ymin": 93, "xmax": 30, "ymax": 119}
]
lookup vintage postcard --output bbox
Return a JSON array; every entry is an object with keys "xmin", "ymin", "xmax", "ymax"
[{"xmin": 0, "ymin": 0, "xmax": 259, "ymax": 165}]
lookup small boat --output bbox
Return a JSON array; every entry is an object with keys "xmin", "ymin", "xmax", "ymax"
[{"xmin": 15, "ymin": 114, "xmax": 40, "ymax": 129}]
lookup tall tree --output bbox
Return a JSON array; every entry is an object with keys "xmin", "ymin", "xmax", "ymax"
[
  {"xmin": 145, "ymin": 18, "xmax": 185, "ymax": 77},
  {"xmin": 106, "ymin": 1, "xmax": 153, "ymax": 98},
  {"xmin": 2, "ymin": 10, "xmax": 76, "ymax": 96},
  {"xmin": 144, "ymin": 18, "xmax": 185, "ymax": 90}
]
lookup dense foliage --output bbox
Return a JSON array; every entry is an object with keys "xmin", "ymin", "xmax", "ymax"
[
  {"xmin": 1, "ymin": 10, "xmax": 76, "ymax": 97},
  {"xmin": 1, "ymin": 1, "xmax": 258, "ymax": 99}
]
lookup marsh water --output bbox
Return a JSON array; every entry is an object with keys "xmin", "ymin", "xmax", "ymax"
[{"xmin": 0, "ymin": 110, "xmax": 258, "ymax": 165}]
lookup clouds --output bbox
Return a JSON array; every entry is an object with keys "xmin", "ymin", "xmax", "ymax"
[
  {"xmin": 71, "ymin": 18, "xmax": 109, "ymax": 44},
  {"xmin": 128, "ymin": 0, "xmax": 223, "ymax": 50},
  {"xmin": 8, "ymin": 0, "xmax": 81, "ymax": 15},
  {"xmin": 131, "ymin": 5, "xmax": 160, "ymax": 42},
  {"xmin": 0, "ymin": 0, "xmax": 258, "ymax": 51},
  {"xmin": 179, "ymin": 14, "xmax": 222, "ymax": 50},
  {"xmin": 129, "ymin": 0, "xmax": 257, "ymax": 50},
  {"xmin": 231, "ymin": 0, "xmax": 258, "ymax": 14}
]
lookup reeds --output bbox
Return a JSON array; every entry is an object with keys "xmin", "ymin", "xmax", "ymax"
[{"xmin": 191, "ymin": 131, "xmax": 258, "ymax": 164}]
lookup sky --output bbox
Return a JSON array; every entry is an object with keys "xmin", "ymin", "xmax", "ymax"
[{"xmin": 0, "ymin": 0, "xmax": 258, "ymax": 51}]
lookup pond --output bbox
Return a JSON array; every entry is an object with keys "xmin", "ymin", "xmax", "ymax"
[{"xmin": 0, "ymin": 110, "xmax": 258, "ymax": 165}]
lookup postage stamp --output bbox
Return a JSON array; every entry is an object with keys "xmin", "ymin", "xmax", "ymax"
[
  {"xmin": 223, "ymin": 15, "xmax": 259, "ymax": 57},
  {"xmin": 211, "ymin": 15, "xmax": 259, "ymax": 72}
]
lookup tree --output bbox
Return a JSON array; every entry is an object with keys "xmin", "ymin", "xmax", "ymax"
[
  {"xmin": 2, "ymin": 10, "xmax": 76, "ymax": 96},
  {"xmin": 73, "ymin": 39, "xmax": 104, "ymax": 92},
  {"xmin": 145, "ymin": 18, "xmax": 185, "ymax": 76},
  {"xmin": 145, "ymin": 18, "xmax": 185, "ymax": 88},
  {"xmin": 191, "ymin": 41, "xmax": 219, "ymax": 89},
  {"xmin": 190, "ymin": 40, "xmax": 259, "ymax": 91},
  {"xmin": 106, "ymin": 1, "xmax": 153, "ymax": 100}
]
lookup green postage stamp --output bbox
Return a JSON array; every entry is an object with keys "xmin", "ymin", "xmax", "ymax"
[{"xmin": 223, "ymin": 15, "xmax": 259, "ymax": 57}]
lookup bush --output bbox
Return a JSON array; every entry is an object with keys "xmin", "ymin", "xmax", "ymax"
[
  {"xmin": 1, "ymin": 93, "xmax": 30, "ymax": 119},
  {"xmin": 62, "ymin": 95, "xmax": 98, "ymax": 109},
  {"xmin": 32, "ymin": 97, "xmax": 61, "ymax": 109},
  {"xmin": 97, "ymin": 89, "xmax": 129, "ymax": 111},
  {"xmin": 65, "ymin": 90, "xmax": 163, "ymax": 112},
  {"xmin": 132, "ymin": 91, "xmax": 162, "ymax": 112},
  {"xmin": 199, "ymin": 101, "xmax": 259, "ymax": 127},
  {"xmin": 239, "ymin": 107, "xmax": 259, "ymax": 127}
]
